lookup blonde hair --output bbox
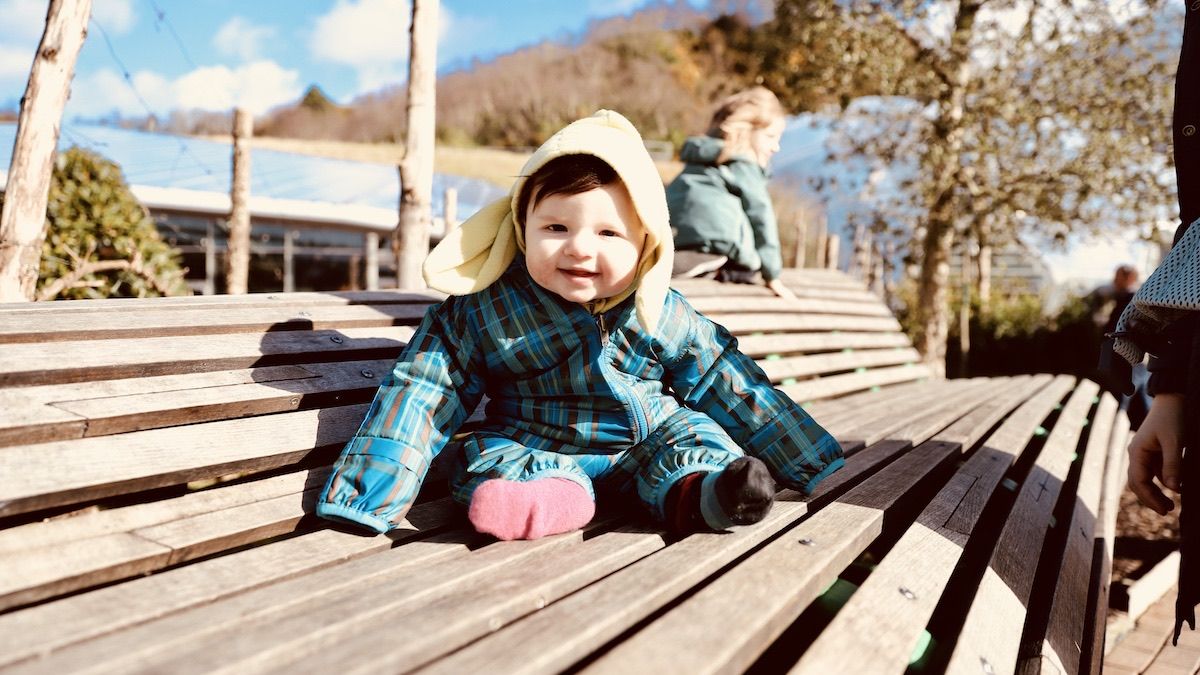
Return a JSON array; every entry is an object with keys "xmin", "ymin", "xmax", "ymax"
[{"xmin": 706, "ymin": 86, "xmax": 785, "ymax": 164}]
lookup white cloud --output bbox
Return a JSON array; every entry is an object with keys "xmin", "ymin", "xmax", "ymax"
[
  {"xmin": 91, "ymin": 0, "xmax": 136, "ymax": 34},
  {"xmin": 310, "ymin": 0, "xmax": 412, "ymax": 91},
  {"xmin": 213, "ymin": 16, "xmax": 277, "ymax": 62},
  {"xmin": 172, "ymin": 61, "xmax": 302, "ymax": 114},
  {"xmin": 66, "ymin": 60, "xmax": 302, "ymax": 118}
]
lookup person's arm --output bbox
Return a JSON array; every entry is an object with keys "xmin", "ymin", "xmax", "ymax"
[
  {"xmin": 656, "ymin": 292, "xmax": 843, "ymax": 494},
  {"xmin": 317, "ymin": 298, "xmax": 486, "ymax": 533},
  {"xmin": 725, "ymin": 160, "xmax": 784, "ymax": 284}
]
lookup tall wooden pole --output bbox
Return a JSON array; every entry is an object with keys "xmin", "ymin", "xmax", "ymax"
[
  {"xmin": 394, "ymin": 0, "xmax": 438, "ymax": 289},
  {"xmin": 224, "ymin": 109, "xmax": 252, "ymax": 295},
  {"xmin": 0, "ymin": 0, "xmax": 92, "ymax": 302}
]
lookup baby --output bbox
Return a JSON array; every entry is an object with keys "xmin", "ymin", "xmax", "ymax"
[{"xmin": 317, "ymin": 111, "xmax": 843, "ymax": 540}]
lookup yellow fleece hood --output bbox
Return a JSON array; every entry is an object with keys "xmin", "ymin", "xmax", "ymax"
[{"xmin": 422, "ymin": 109, "xmax": 674, "ymax": 333}]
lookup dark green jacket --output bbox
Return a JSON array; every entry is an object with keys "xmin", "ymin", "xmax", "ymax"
[{"xmin": 666, "ymin": 136, "xmax": 783, "ymax": 281}]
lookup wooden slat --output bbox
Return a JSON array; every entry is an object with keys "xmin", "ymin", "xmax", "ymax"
[
  {"xmin": 1090, "ymin": 416, "xmax": 1131, "ymax": 674},
  {"xmin": 946, "ymin": 379, "xmax": 1100, "ymax": 675},
  {"xmin": 0, "ymin": 499, "xmax": 457, "ymax": 669},
  {"xmin": 246, "ymin": 528, "xmax": 665, "ymax": 675},
  {"xmin": 822, "ymin": 378, "xmax": 994, "ymax": 454},
  {"xmin": 673, "ymin": 279, "xmax": 879, "ymax": 303},
  {"xmin": 85, "ymin": 527, "xmax": 598, "ymax": 675},
  {"xmin": 0, "ymin": 303, "xmax": 429, "ymax": 344},
  {"xmin": 0, "ymin": 404, "xmax": 368, "ymax": 518},
  {"xmin": 582, "ymin": 382, "xmax": 1022, "ymax": 675},
  {"xmin": 689, "ymin": 296, "xmax": 892, "ymax": 317},
  {"xmin": 0, "ymin": 326, "xmax": 414, "ymax": 387},
  {"xmin": 0, "ymin": 290, "xmax": 440, "ymax": 314},
  {"xmin": 1106, "ymin": 595, "xmax": 1178, "ymax": 673},
  {"xmin": 1034, "ymin": 393, "xmax": 1119, "ymax": 674},
  {"xmin": 780, "ymin": 363, "xmax": 931, "ymax": 403},
  {"xmin": 717, "ymin": 313, "xmax": 900, "ymax": 335},
  {"xmin": 0, "ymin": 359, "xmax": 387, "ymax": 445},
  {"xmin": 735, "ymin": 331, "xmax": 911, "ymax": 359},
  {"xmin": 1144, "ymin": 623, "xmax": 1200, "ymax": 674},
  {"xmin": 791, "ymin": 374, "xmax": 1067, "ymax": 673},
  {"xmin": 2, "ymin": 530, "xmax": 480, "ymax": 674},
  {"xmin": 54, "ymin": 358, "xmax": 390, "ymax": 438},
  {"xmin": 760, "ymin": 348, "xmax": 920, "ymax": 383}
]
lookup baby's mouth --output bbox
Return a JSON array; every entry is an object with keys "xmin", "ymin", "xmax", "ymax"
[{"xmin": 561, "ymin": 269, "xmax": 598, "ymax": 278}]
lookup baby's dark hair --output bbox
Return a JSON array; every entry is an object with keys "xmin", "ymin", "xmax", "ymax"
[{"xmin": 517, "ymin": 154, "xmax": 619, "ymax": 225}]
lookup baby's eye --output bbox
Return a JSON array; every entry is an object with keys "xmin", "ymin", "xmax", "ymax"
[
  {"xmin": 600, "ymin": 230, "xmax": 623, "ymax": 238},
  {"xmin": 546, "ymin": 223, "xmax": 567, "ymax": 232}
]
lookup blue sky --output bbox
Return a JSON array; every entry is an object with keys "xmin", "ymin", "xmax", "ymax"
[{"xmin": 0, "ymin": 0, "xmax": 703, "ymax": 120}]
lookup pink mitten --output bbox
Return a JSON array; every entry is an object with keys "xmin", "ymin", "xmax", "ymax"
[{"xmin": 468, "ymin": 478, "xmax": 595, "ymax": 541}]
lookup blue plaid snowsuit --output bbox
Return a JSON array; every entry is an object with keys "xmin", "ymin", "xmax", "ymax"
[{"xmin": 317, "ymin": 259, "xmax": 843, "ymax": 534}]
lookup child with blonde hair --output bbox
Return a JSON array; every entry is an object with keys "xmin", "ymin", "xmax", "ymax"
[
  {"xmin": 317, "ymin": 110, "xmax": 842, "ymax": 541},
  {"xmin": 669, "ymin": 86, "xmax": 796, "ymax": 300}
]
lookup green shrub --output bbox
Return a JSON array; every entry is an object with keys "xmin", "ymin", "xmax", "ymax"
[{"xmin": 35, "ymin": 147, "xmax": 189, "ymax": 300}]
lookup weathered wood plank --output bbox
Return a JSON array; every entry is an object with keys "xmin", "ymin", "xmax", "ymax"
[
  {"xmin": 0, "ymin": 290, "xmax": 441, "ymax": 314},
  {"xmin": 0, "ymin": 498, "xmax": 457, "ymax": 669},
  {"xmin": 1088, "ymin": 416, "xmax": 1131, "ymax": 674},
  {"xmin": 90, "ymin": 528, "xmax": 593, "ymax": 675},
  {"xmin": 673, "ymin": 278, "xmax": 879, "ymax": 303},
  {"xmin": 790, "ymin": 374, "xmax": 1066, "ymax": 674},
  {"xmin": 0, "ymin": 303, "xmax": 430, "ymax": 344},
  {"xmin": 247, "ymin": 528, "xmax": 666, "ymax": 675},
  {"xmin": 689, "ymin": 296, "xmax": 892, "ymax": 317},
  {"xmin": 1034, "ymin": 393, "xmax": 1119, "ymax": 674},
  {"xmin": 0, "ymin": 404, "xmax": 368, "ymax": 518},
  {"xmin": 54, "ymin": 358, "xmax": 391, "ymax": 438},
  {"xmin": 0, "ymin": 326, "xmax": 414, "ymax": 387},
  {"xmin": 945, "ymin": 379, "xmax": 1100, "ymax": 675},
  {"xmin": 584, "ymin": 379, "xmax": 1031, "ymax": 675},
  {"xmin": 781, "ymin": 363, "xmax": 931, "ymax": 404},
  {"xmin": 718, "ymin": 313, "xmax": 901, "ymax": 335},
  {"xmin": 0, "ymin": 469, "xmax": 328, "ymax": 609},
  {"xmin": 0, "ymin": 468, "xmax": 319, "ymax": 554},
  {"xmin": 735, "ymin": 331, "xmax": 911, "ymax": 359},
  {"xmin": 759, "ymin": 347, "xmax": 920, "ymax": 382}
]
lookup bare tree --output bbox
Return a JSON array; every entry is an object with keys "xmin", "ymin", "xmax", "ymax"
[
  {"xmin": 395, "ymin": 0, "xmax": 438, "ymax": 289},
  {"xmin": 0, "ymin": 0, "xmax": 92, "ymax": 302}
]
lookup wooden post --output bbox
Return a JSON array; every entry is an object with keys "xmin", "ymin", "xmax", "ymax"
[
  {"xmin": 365, "ymin": 231, "xmax": 380, "ymax": 290},
  {"xmin": 0, "ymin": 0, "xmax": 92, "ymax": 302},
  {"xmin": 282, "ymin": 229, "xmax": 296, "ymax": 293},
  {"xmin": 393, "ymin": 0, "xmax": 439, "ymax": 289},
  {"xmin": 883, "ymin": 241, "xmax": 897, "ymax": 305},
  {"xmin": 443, "ymin": 187, "xmax": 458, "ymax": 235},
  {"xmin": 348, "ymin": 254, "xmax": 362, "ymax": 291},
  {"xmin": 793, "ymin": 211, "xmax": 807, "ymax": 269},
  {"xmin": 203, "ymin": 221, "xmax": 216, "ymax": 295},
  {"xmin": 825, "ymin": 234, "xmax": 840, "ymax": 271},
  {"xmin": 225, "ymin": 108, "xmax": 252, "ymax": 295},
  {"xmin": 851, "ymin": 224, "xmax": 867, "ymax": 279}
]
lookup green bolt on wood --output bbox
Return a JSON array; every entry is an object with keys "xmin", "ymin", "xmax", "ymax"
[
  {"xmin": 1092, "ymin": 396, "xmax": 1101, "ymax": 404},
  {"xmin": 1035, "ymin": 426, "xmax": 1048, "ymax": 436},
  {"xmin": 855, "ymin": 367, "xmax": 867, "ymax": 374},
  {"xmin": 1054, "ymin": 404, "xmax": 1063, "ymax": 411},
  {"xmin": 842, "ymin": 347, "xmax": 853, "ymax": 353},
  {"xmin": 1071, "ymin": 452, "xmax": 1079, "ymax": 462},
  {"xmin": 1049, "ymin": 515, "xmax": 1057, "ymax": 528},
  {"xmin": 870, "ymin": 386, "xmax": 881, "ymax": 392},
  {"xmin": 909, "ymin": 631, "xmax": 934, "ymax": 667},
  {"xmin": 766, "ymin": 353, "xmax": 781, "ymax": 361},
  {"xmin": 782, "ymin": 378, "xmax": 797, "ymax": 386},
  {"xmin": 1002, "ymin": 478, "xmax": 1018, "ymax": 491}
]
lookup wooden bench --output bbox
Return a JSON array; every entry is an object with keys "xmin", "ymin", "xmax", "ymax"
[{"xmin": 0, "ymin": 267, "xmax": 1129, "ymax": 674}]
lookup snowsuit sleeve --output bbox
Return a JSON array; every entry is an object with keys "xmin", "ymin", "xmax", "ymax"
[
  {"xmin": 725, "ymin": 160, "xmax": 784, "ymax": 282},
  {"xmin": 655, "ymin": 291, "xmax": 844, "ymax": 493},
  {"xmin": 317, "ymin": 298, "xmax": 486, "ymax": 533}
]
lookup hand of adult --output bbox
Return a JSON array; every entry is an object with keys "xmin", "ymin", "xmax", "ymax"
[
  {"xmin": 1128, "ymin": 393, "xmax": 1186, "ymax": 515},
  {"xmin": 766, "ymin": 278, "xmax": 797, "ymax": 301}
]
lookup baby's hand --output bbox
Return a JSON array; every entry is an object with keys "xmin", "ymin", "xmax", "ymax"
[{"xmin": 766, "ymin": 279, "xmax": 797, "ymax": 301}]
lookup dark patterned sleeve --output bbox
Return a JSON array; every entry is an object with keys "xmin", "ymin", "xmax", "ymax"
[{"xmin": 657, "ymin": 292, "xmax": 844, "ymax": 493}]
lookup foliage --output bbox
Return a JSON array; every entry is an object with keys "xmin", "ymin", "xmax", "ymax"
[
  {"xmin": 761, "ymin": 0, "xmax": 1177, "ymax": 372},
  {"xmin": 894, "ymin": 280, "xmax": 1101, "ymax": 378},
  {"xmin": 34, "ymin": 147, "xmax": 189, "ymax": 299}
]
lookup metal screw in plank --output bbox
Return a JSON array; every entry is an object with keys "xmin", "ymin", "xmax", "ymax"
[
  {"xmin": 330, "ymin": 335, "xmax": 344, "ymax": 344},
  {"xmin": 361, "ymin": 369, "xmax": 374, "ymax": 378},
  {"xmin": 899, "ymin": 586, "xmax": 916, "ymax": 600}
]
